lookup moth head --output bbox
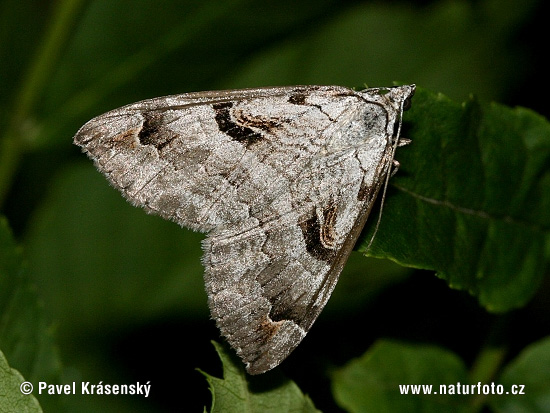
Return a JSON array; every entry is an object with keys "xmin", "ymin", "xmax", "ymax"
[
  {"xmin": 362, "ymin": 84, "xmax": 415, "ymax": 138},
  {"xmin": 372, "ymin": 84, "xmax": 416, "ymax": 112},
  {"xmin": 325, "ymin": 101, "xmax": 394, "ymax": 153},
  {"xmin": 323, "ymin": 85, "xmax": 414, "ymax": 153}
]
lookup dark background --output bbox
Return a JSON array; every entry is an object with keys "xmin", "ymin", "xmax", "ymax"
[{"xmin": 1, "ymin": 0, "xmax": 548, "ymax": 411}]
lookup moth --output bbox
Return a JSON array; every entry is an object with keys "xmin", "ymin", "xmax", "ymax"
[{"xmin": 73, "ymin": 84, "xmax": 415, "ymax": 374}]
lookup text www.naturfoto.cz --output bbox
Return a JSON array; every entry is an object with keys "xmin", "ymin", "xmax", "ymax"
[{"xmin": 399, "ymin": 382, "xmax": 525, "ymax": 395}]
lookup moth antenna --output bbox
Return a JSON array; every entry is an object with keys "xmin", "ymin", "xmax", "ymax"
[{"xmin": 364, "ymin": 97, "xmax": 406, "ymax": 253}]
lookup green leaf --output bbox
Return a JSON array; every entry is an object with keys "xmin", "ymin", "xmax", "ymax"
[
  {"xmin": 332, "ymin": 340, "xmax": 469, "ymax": 413},
  {"xmin": 200, "ymin": 341, "xmax": 319, "ymax": 413},
  {"xmin": 0, "ymin": 349, "xmax": 42, "ymax": 413},
  {"xmin": 327, "ymin": 253, "xmax": 411, "ymax": 315},
  {"xmin": 0, "ymin": 217, "xmax": 62, "ymax": 412},
  {"xmin": 362, "ymin": 87, "xmax": 550, "ymax": 312},
  {"xmin": 490, "ymin": 336, "xmax": 550, "ymax": 412}
]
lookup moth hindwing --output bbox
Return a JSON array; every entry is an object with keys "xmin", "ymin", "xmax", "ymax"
[{"xmin": 74, "ymin": 84, "xmax": 415, "ymax": 374}]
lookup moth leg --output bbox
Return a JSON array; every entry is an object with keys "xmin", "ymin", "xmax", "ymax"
[
  {"xmin": 390, "ymin": 159, "xmax": 401, "ymax": 177},
  {"xmin": 394, "ymin": 137, "xmax": 411, "ymax": 146}
]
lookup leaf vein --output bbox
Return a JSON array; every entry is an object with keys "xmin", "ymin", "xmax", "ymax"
[{"xmin": 394, "ymin": 184, "xmax": 547, "ymax": 233}]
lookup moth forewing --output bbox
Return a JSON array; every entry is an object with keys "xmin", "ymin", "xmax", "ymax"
[{"xmin": 73, "ymin": 84, "xmax": 415, "ymax": 374}]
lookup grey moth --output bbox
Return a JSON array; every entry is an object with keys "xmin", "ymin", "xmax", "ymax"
[{"xmin": 74, "ymin": 84, "xmax": 415, "ymax": 374}]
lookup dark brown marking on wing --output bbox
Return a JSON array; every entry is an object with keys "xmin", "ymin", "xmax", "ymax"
[
  {"xmin": 320, "ymin": 205, "xmax": 337, "ymax": 247},
  {"xmin": 138, "ymin": 112, "xmax": 177, "ymax": 151},
  {"xmin": 213, "ymin": 102, "xmax": 263, "ymax": 148},
  {"xmin": 234, "ymin": 109, "xmax": 282, "ymax": 132},
  {"xmin": 256, "ymin": 315, "xmax": 283, "ymax": 340},
  {"xmin": 299, "ymin": 208, "xmax": 338, "ymax": 263},
  {"xmin": 357, "ymin": 179, "xmax": 377, "ymax": 202},
  {"xmin": 288, "ymin": 92, "xmax": 307, "ymax": 105},
  {"xmin": 288, "ymin": 88, "xmax": 336, "ymax": 121}
]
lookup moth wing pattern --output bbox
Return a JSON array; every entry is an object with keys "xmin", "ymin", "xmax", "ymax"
[
  {"xmin": 74, "ymin": 86, "xmax": 341, "ymax": 232},
  {"xmin": 73, "ymin": 84, "xmax": 415, "ymax": 374}
]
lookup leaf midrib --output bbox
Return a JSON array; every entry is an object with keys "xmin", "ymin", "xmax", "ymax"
[{"xmin": 394, "ymin": 183, "xmax": 548, "ymax": 233}]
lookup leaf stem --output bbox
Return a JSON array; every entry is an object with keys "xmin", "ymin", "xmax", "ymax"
[
  {"xmin": 468, "ymin": 318, "xmax": 508, "ymax": 412},
  {"xmin": 0, "ymin": 0, "xmax": 85, "ymax": 206}
]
